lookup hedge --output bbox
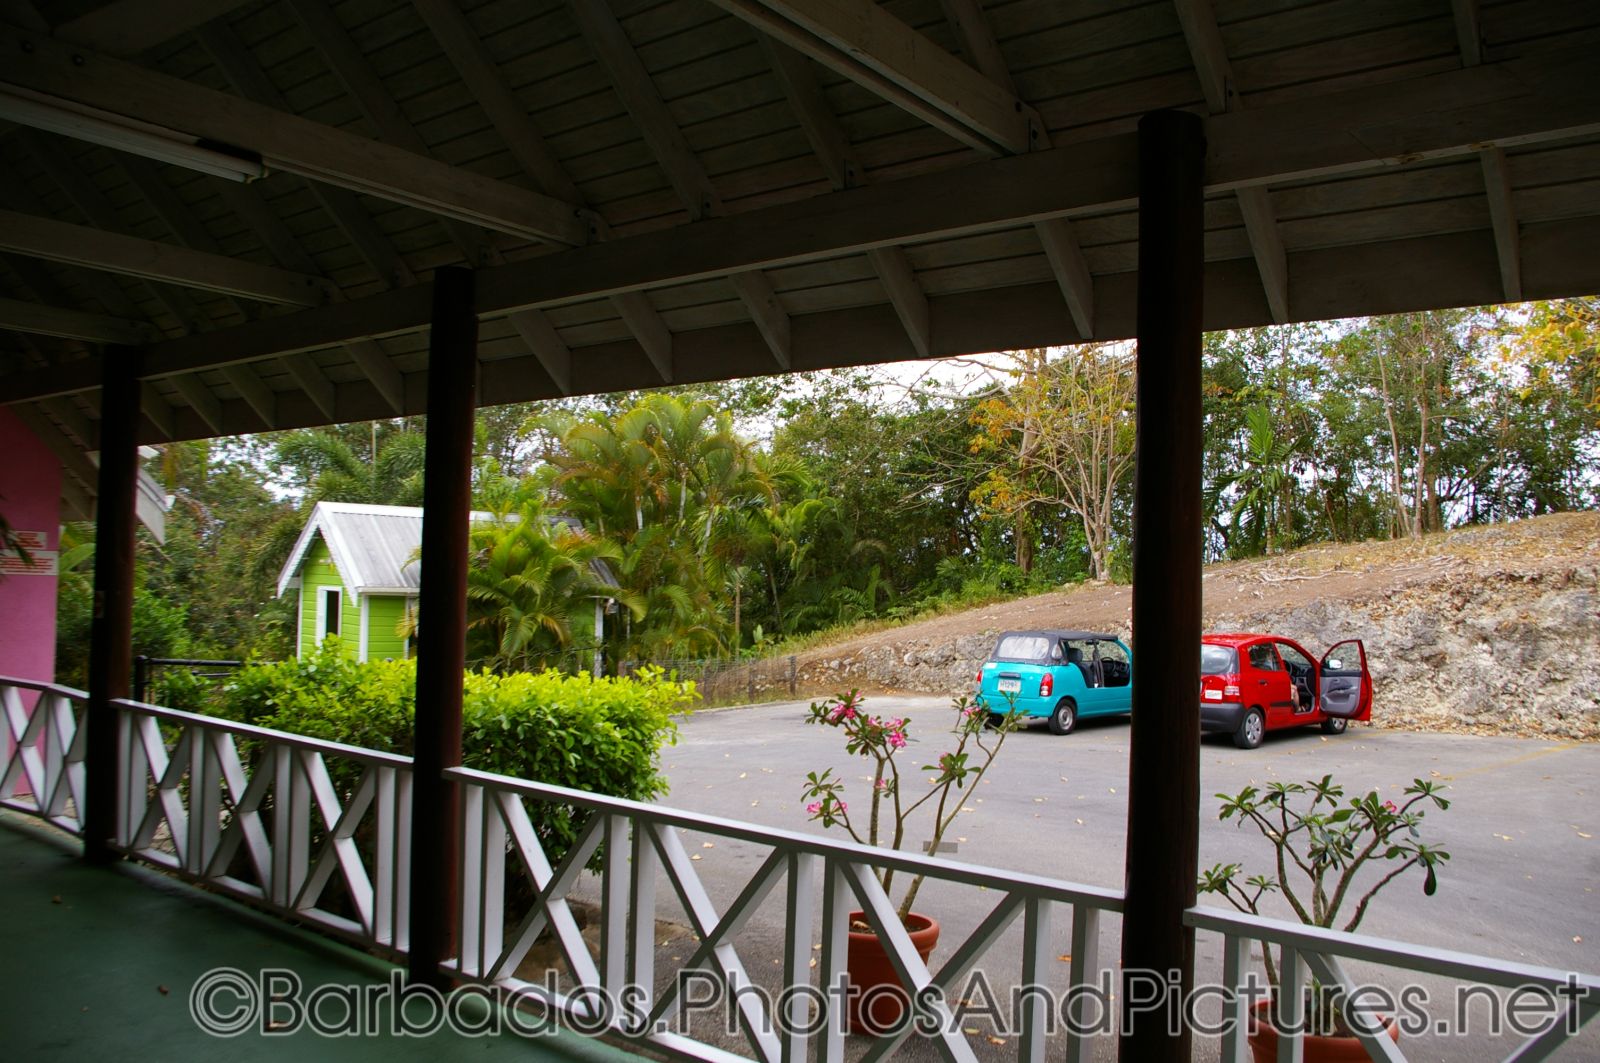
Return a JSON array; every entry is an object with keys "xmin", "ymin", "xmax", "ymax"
[{"xmin": 217, "ymin": 643, "xmax": 694, "ymax": 861}]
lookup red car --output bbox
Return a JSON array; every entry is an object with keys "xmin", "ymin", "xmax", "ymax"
[{"xmin": 1199, "ymin": 634, "xmax": 1372, "ymax": 749}]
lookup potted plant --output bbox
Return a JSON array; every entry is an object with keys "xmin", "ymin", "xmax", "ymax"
[
  {"xmin": 1198, "ymin": 775, "xmax": 1451, "ymax": 1062},
  {"xmin": 801, "ymin": 690, "xmax": 1017, "ymax": 1033}
]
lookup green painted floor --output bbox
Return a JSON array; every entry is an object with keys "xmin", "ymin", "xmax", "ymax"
[{"xmin": 0, "ymin": 813, "xmax": 633, "ymax": 1062}]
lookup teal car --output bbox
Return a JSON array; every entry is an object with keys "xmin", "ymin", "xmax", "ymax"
[{"xmin": 976, "ymin": 629, "xmax": 1133, "ymax": 734}]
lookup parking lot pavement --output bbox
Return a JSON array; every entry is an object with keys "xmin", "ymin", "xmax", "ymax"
[{"xmin": 638, "ymin": 695, "xmax": 1600, "ymax": 1061}]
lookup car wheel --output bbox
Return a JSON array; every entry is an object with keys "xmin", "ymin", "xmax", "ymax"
[
  {"xmin": 1233, "ymin": 708, "xmax": 1265, "ymax": 750},
  {"xmin": 1320, "ymin": 716, "xmax": 1348, "ymax": 735},
  {"xmin": 984, "ymin": 712, "xmax": 1007, "ymax": 731},
  {"xmin": 1047, "ymin": 698, "xmax": 1077, "ymax": 736}
]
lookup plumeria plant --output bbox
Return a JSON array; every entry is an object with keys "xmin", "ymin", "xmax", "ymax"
[
  {"xmin": 801, "ymin": 690, "xmax": 1019, "ymax": 924},
  {"xmin": 1198, "ymin": 775, "xmax": 1451, "ymax": 1035}
]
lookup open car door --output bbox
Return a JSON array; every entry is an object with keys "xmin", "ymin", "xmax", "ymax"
[{"xmin": 1319, "ymin": 640, "xmax": 1372, "ymax": 721}]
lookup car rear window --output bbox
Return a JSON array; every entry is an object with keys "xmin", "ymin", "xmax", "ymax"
[
  {"xmin": 1201, "ymin": 645, "xmax": 1237, "ymax": 675},
  {"xmin": 994, "ymin": 635, "xmax": 1052, "ymax": 661}
]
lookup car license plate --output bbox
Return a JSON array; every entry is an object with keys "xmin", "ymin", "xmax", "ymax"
[
  {"xmin": 998, "ymin": 678, "xmax": 1021, "ymax": 694},
  {"xmin": 1203, "ymin": 689, "xmax": 1222, "ymax": 701}
]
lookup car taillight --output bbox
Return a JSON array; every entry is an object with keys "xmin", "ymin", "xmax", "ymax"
[
  {"xmin": 976, "ymin": 669, "xmax": 983, "ymax": 685},
  {"xmin": 1040, "ymin": 673, "xmax": 1053, "ymax": 697}
]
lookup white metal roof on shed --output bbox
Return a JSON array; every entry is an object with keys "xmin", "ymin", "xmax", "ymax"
[{"xmin": 275, "ymin": 500, "xmax": 617, "ymax": 598}]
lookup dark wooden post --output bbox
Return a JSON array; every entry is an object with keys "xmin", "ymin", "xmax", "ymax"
[
  {"xmin": 407, "ymin": 268, "xmax": 478, "ymax": 986},
  {"xmin": 83, "ymin": 347, "xmax": 143, "ymax": 864},
  {"xmin": 1119, "ymin": 109, "xmax": 1205, "ymax": 1062}
]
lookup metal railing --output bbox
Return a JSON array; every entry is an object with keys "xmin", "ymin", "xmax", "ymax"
[{"xmin": 3, "ymin": 673, "xmax": 1597, "ymax": 1062}]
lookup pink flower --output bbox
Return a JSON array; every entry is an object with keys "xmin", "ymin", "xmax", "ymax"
[
  {"xmin": 1382, "ymin": 800, "xmax": 1398, "ymax": 813},
  {"xmin": 836, "ymin": 801, "xmax": 847, "ymax": 813},
  {"xmin": 806, "ymin": 801, "xmax": 822, "ymax": 815},
  {"xmin": 874, "ymin": 778, "xmax": 888, "ymax": 791},
  {"xmin": 886, "ymin": 731, "xmax": 906, "ymax": 749}
]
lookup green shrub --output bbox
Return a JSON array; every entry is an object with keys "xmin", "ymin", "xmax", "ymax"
[{"xmin": 217, "ymin": 643, "xmax": 694, "ymax": 861}]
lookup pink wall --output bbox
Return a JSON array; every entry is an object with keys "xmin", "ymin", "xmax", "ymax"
[{"xmin": 0, "ymin": 406, "xmax": 62, "ymax": 684}]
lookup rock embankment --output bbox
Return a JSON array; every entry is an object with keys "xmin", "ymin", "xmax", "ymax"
[{"xmin": 788, "ymin": 514, "xmax": 1600, "ymax": 740}]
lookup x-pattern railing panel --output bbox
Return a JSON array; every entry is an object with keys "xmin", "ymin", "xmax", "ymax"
[
  {"xmin": 1188, "ymin": 907, "xmax": 1600, "ymax": 1063},
  {"xmin": 447, "ymin": 765, "xmax": 1124, "ymax": 1063},
  {"xmin": 0, "ymin": 678, "xmax": 87, "ymax": 834},
  {"xmin": 111, "ymin": 698, "xmax": 413, "ymax": 953}
]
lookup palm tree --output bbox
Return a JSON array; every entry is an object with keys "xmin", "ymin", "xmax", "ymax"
[{"xmin": 1214, "ymin": 405, "xmax": 1298, "ymax": 555}]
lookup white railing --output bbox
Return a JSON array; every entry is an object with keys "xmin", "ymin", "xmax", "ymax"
[
  {"xmin": 445, "ymin": 764, "xmax": 1124, "ymax": 1063},
  {"xmin": 1188, "ymin": 907, "xmax": 1600, "ymax": 1062},
  {"xmin": 4, "ymin": 674, "xmax": 1597, "ymax": 1063},
  {"xmin": 112, "ymin": 697, "xmax": 414, "ymax": 953},
  {"xmin": 0, "ymin": 677, "xmax": 87, "ymax": 834}
]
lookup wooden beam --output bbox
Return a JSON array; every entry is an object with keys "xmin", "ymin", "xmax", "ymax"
[
  {"xmin": 611, "ymin": 290, "xmax": 674, "ymax": 383},
  {"xmin": 708, "ymin": 0, "xmax": 1038, "ymax": 155},
  {"xmin": 83, "ymin": 347, "xmax": 142, "ymax": 863},
  {"xmin": 570, "ymin": 0, "xmax": 717, "ymax": 221},
  {"xmin": 408, "ymin": 267, "xmax": 477, "ymax": 990},
  {"xmin": 867, "ymin": 246, "xmax": 929, "ymax": 358},
  {"xmin": 1175, "ymin": 0, "xmax": 1289, "ymax": 321},
  {"xmin": 728, "ymin": 271, "xmax": 791, "ymax": 371},
  {"xmin": 507, "ymin": 310, "xmax": 573, "ymax": 396},
  {"xmin": 12, "ymin": 402, "xmax": 98, "ymax": 488},
  {"xmin": 761, "ymin": 39, "xmax": 860, "ymax": 191},
  {"xmin": 1479, "ymin": 148, "xmax": 1522, "ymax": 301},
  {"xmin": 410, "ymin": 0, "xmax": 583, "ymax": 206},
  {"xmin": 6, "ymin": 48, "xmax": 1598, "ymax": 403},
  {"xmin": 140, "ymin": 383, "xmax": 174, "ymax": 439},
  {"xmin": 0, "ymin": 209, "xmax": 333, "ymax": 306},
  {"xmin": 939, "ymin": 0, "xmax": 1016, "ymax": 92},
  {"xmin": 40, "ymin": 395, "xmax": 96, "ymax": 450},
  {"xmin": 1034, "ymin": 218, "xmax": 1094, "ymax": 339},
  {"xmin": 219, "ymin": 362, "xmax": 276, "ymax": 427},
  {"xmin": 282, "ymin": 352, "xmax": 337, "ymax": 421},
  {"xmin": 1236, "ymin": 186, "xmax": 1289, "ymax": 324},
  {"xmin": 0, "ymin": 295, "xmax": 153, "ymax": 344},
  {"xmin": 169, "ymin": 372, "xmax": 224, "ymax": 435},
  {"xmin": 341, "ymin": 339, "xmax": 404, "ymax": 415},
  {"xmin": 198, "ymin": 24, "xmax": 418, "ymax": 289},
  {"xmin": 1452, "ymin": 0, "xmax": 1483, "ymax": 67},
  {"xmin": 1120, "ymin": 108, "xmax": 1204, "ymax": 1063},
  {"xmin": 53, "ymin": 0, "xmax": 258, "ymax": 58},
  {"xmin": 1, "ymin": 25, "xmax": 590, "ymax": 247}
]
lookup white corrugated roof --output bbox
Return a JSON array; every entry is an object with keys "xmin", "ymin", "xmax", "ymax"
[{"xmin": 275, "ymin": 502, "xmax": 617, "ymax": 598}]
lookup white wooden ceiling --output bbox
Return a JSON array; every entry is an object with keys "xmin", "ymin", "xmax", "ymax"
[{"xmin": 2, "ymin": 0, "xmax": 1599, "ymax": 514}]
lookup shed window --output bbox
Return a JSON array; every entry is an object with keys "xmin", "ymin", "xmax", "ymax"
[{"xmin": 321, "ymin": 588, "xmax": 341, "ymax": 639}]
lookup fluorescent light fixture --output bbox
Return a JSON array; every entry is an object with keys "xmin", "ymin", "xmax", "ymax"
[{"xmin": 0, "ymin": 86, "xmax": 266, "ymax": 183}]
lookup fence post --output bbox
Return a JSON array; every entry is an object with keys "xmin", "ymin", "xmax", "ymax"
[
  {"xmin": 789, "ymin": 656, "xmax": 797, "ymax": 697},
  {"xmin": 748, "ymin": 663, "xmax": 755, "ymax": 702},
  {"xmin": 133, "ymin": 655, "xmax": 149, "ymax": 704}
]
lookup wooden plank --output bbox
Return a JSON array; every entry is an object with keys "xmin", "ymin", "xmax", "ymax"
[
  {"xmin": 53, "ymin": 0, "xmax": 261, "ymax": 58},
  {"xmin": 219, "ymin": 362, "xmax": 277, "ymax": 426},
  {"xmin": 507, "ymin": 308, "xmax": 574, "ymax": 395},
  {"xmin": 282, "ymin": 351, "xmax": 338, "ymax": 420},
  {"xmin": 866, "ymin": 245, "xmax": 929, "ymax": 357},
  {"xmin": 0, "ymin": 209, "xmax": 334, "ymax": 306},
  {"xmin": 1034, "ymin": 218, "xmax": 1094, "ymax": 338},
  {"xmin": 410, "ymin": 0, "xmax": 584, "ymax": 205},
  {"xmin": 728, "ymin": 270, "xmax": 791, "ymax": 370},
  {"xmin": 1451, "ymin": 0, "xmax": 1483, "ymax": 66},
  {"xmin": 344, "ymin": 337, "xmax": 406, "ymax": 412},
  {"xmin": 611, "ymin": 289, "xmax": 674, "ymax": 383},
  {"xmin": 761, "ymin": 38, "xmax": 861, "ymax": 190},
  {"xmin": 0, "ymin": 295, "xmax": 154, "ymax": 345},
  {"xmin": 939, "ymin": 0, "xmax": 1016, "ymax": 91},
  {"xmin": 1479, "ymin": 147, "xmax": 1521, "ymax": 301},
  {"xmin": 2, "ymin": 25, "xmax": 589, "ymax": 246},
  {"xmin": 707, "ymin": 0, "xmax": 1038, "ymax": 155},
  {"xmin": 169, "ymin": 372, "xmax": 225, "ymax": 435}
]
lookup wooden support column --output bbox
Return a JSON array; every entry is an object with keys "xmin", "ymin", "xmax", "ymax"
[
  {"xmin": 407, "ymin": 268, "xmax": 478, "ymax": 986},
  {"xmin": 1119, "ymin": 110, "xmax": 1205, "ymax": 1063},
  {"xmin": 83, "ymin": 347, "xmax": 142, "ymax": 864}
]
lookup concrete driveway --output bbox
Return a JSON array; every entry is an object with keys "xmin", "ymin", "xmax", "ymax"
[{"xmin": 632, "ymin": 695, "xmax": 1599, "ymax": 1061}]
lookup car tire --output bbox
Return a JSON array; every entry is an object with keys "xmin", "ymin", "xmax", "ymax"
[
  {"xmin": 1320, "ymin": 716, "xmax": 1348, "ymax": 735},
  {"xmin": 985, "ymin": 712, "xmax": 1007, "ymax": 731},
  {"xmin": 1233, "ymin": 708, "xmax": 1265, "ymax": 750},
  {"xmin": 1047, "ymin": 698, "xmax": 1077, "ymax": 736}
]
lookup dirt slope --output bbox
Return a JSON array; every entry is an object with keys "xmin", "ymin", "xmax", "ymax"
[{"xmin": 786, "ymin": 513, "xmax": 1600, "ymax": 739}]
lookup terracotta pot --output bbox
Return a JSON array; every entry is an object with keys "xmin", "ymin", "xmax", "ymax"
[
  {"xmin": 844, "ymin": 910, "xmax": 940, "ymax": 1035},
  {"xmin": 1247, "ymin": 999, "xmax": 1399, "ymax": 1063}
]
